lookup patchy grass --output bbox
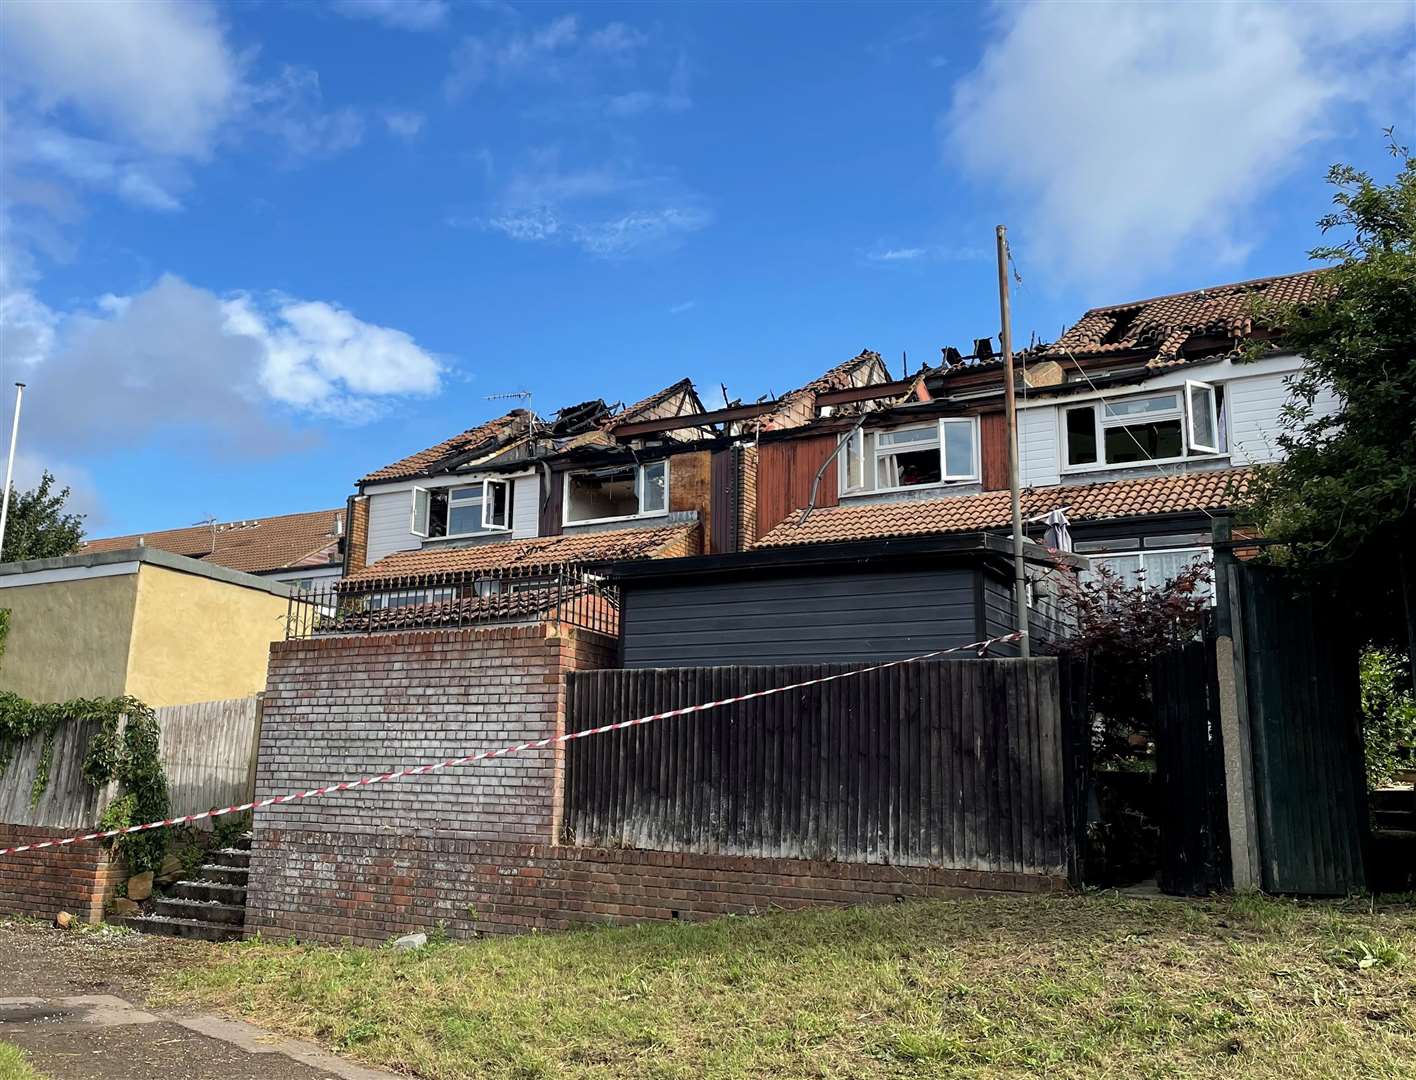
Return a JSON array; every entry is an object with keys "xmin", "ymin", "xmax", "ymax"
[
  {"xmin": 0, "ymin": 1042, "xmax": 45, "ymax": 1080},
  {"xmin": 155, "ymin": 894, "xmax": 1416, "ymax": 1080}
]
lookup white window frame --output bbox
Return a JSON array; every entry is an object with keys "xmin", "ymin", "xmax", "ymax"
[
  {"xmin": 410, "ymin": 485, "xmax": 432, "ymax": 537},
  {"xmin": 413, "ymin": 479, "xmax": 513, "ymax": 540},
  {"xmin": 1185, "ymin": 380, "xmax": 1220, "ymax": 454},
  {"xmin": 367, "ymin": 586, "xmax": 458, "ymax": 610},
  {"xmin": 1083, "ymin": 546, "xmax": 1215, "ymax": 602},
  {"xmin": 562, "ymin": 459, "xmax": 672, "ymax": 526},
  {"xmin": 1061, "ymin": 387, "xmax": 1227, "ymax": 474},
  {"xmin": 839, "ymin": 417, "xmax": 980, "ymax": 496}
]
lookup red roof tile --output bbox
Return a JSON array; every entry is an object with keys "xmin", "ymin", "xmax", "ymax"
[
  {"xmin": 343, "ymin": 523, "xmax": 697, "ymax": 586},
  {"xmin": 82, "ymin": 508, "xmax": 345, "ymax": 574},
  {"xmin": 755, "ymin": 469, "xmax": 1249, "ymax": 548},
  {"xmin": 359, "ymin": 410, "xmax": 532, "ymax": 485}
]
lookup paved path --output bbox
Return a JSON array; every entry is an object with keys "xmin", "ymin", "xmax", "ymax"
[{"xmin": 0, "ymin": 920, "xmax": 397, "ymax": 1080}]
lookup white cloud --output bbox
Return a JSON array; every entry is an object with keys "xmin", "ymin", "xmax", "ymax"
[
  {"xmin": 248, "ymin": 67, "xmax": 365, "ymax": 160},
  {"xmin": 330, "ymin": 0, "xmax": 449, "ymax": 32},
  {"xmin": 864, "ymin": 243, "xmax": 989, "ymax": 265},
  {"xmin": 446, "ymin": 15, "xmax": 583, "ymax": 97},
  {"xmin": 2, "ymin": 449, "xmax": 106, "ymax": 527},
  {"xmin": 12, "ymin": 275, "xmax": 444, "ymax": 458},
  {"xmin": 382, "ymin": 110, "xmax": 427, "ymax": 140},
  {"xmin": 669, "ymin": 300, "xmax": 696, "ymax": 315},
  {"xmin": 471, "ymin": 151, "xmax": 712, "ymax": 257},
  {"xmin": 2, "ymin": 121, "xmax": 188, "ymax": 211},
  {"xmin": 942, "ymin": 0, "xmax": 1412, "ymax": 284},
  {"xmin": 0, "ymin": 0, "xmax": 241, "ymax": 159},
  {"xmin": 869, "ymin": 247, "xmax": 928, "ymax": 263},
  {"xmin": 587, "ymin": 23, "xmax": 648, "ymax": 55}
]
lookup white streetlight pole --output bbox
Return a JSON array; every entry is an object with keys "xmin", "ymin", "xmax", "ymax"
[{"xmin": 0, "ymin": 383, "xmax": 26, "ymax": 562}]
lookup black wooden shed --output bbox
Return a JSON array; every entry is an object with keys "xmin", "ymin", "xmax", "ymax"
[{"xmin": 597, "ymin": 533, "xmax": 1082, "ymax": 668}]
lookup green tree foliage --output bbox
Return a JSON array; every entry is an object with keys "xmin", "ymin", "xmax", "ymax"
[
  {"xmin": 1360, "ymin": 647, "xmax": 1416, "ymax": 788},
  {"xmin": 1243, "ymin": 134, "xmax": 1416, "ymax": 665},
  {"xmin": 1, "ymin": 471, "xmax": 85, "ymax": 562}
]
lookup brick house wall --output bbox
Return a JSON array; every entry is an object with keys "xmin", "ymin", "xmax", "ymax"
[
  {"xmin": 0, "ymin": 825, "xmax": 123, "ymax": 923},
  {"xmin": 246, "ymin": 623, "xmax": 1062, "ymax": 946}
]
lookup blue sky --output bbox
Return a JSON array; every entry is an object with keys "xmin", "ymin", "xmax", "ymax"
[{"xmin": 1, "ymin": 0, "xmax": 1412, "ymax": 536}]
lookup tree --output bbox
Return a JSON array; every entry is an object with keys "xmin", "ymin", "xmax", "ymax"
[
  {"xmin": 1051, "ymin": 560, "xmax": 1213, "ymax": 763},
  {"xmin": 1, "ymin": 471, "xmax": 85, "ymax": 562},
  {"xmin": 1243, "ymin": 132, "xmax": 1416, "ymax": 680}
]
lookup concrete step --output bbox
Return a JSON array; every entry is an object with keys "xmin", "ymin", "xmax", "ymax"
[
  {"xmin": 233, "ymin": 832, "xmax": 252, "ymax": 852},
  {"xmin": 1375, "ymin": 809, "xmax": 1416, "ymax": 831},
  {"xmin": 197, "ymin": 864, "xmax": 248, "ymax": 887},
  {"xmin": 154, "ymin": 898, "xmax": 247, "ymax": 926},
  {"xmin": 113, "ymin": 915, "xmax": 243, "ymax": 943},
  {"xmin": 209, "ymin": 848, "xmax": 250, "ymax": 869},
  {"xmin": 169, "ymin": 880, "xmax": 247, "ymax": 905}
]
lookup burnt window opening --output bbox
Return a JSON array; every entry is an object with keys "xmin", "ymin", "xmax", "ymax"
[{"xmin": 564, "ymin": 460, "xmax": 668, "ymax": 525}]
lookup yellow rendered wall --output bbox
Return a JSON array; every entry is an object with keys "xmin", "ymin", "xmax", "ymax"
[
  {"xmin": 124, "ymin": 565, "xmax": 289, "ymax": 707},
  {"xmin": 0, "ymin": 574, "xmax": 139, "ymax": 702}
]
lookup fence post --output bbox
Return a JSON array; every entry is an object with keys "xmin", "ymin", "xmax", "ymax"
[{"xmin": 1212, "ymin": 515, "xmax": 1261, "ymax": 891}]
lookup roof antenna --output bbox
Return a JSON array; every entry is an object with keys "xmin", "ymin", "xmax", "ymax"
[
  {"xmin": 720, "ymin": 383, "xmax": 731, "ymax": 409},
  {"xmin": 486, "ymin": 390, "xmax": 535, "ymax": 439},
  {"xmin": 901, "ymin": 350, "xmax": 908, "ymax": 380},
  {"xmin": 192, "ymin": 514, "xmax": 217, "ymax": 555}
]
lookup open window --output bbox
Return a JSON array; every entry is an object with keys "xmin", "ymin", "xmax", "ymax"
[
  {"xmin": 1185, "ymin": 380, "xmax": 1220, "ymax": 454},
  {"xmin": 839, "ymin": 418, "xmax": 979, "ymax": 495},
  {"xmin": 564, "ymin": 460, "xmax": 669, "ymax": 524},
  {"xmin": 411, "ymin": 479, "xmax": 512, "ymax": 539},
  {"xmin": 1063, "ymin": 385, "xmax": 1225, "ymax": 470}
]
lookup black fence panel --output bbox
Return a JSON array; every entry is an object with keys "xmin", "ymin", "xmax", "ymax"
[
  {"xmin": 565, "ymin": 657, "xmax": 1074, "ymax": 875},
  {"xmin": 1151, "ymin": 639, "xmax": 1231, "ymax": 896},
  {"xmin": 1238, "ymin": 564, "xmax": 1367, "ymax": 895}
]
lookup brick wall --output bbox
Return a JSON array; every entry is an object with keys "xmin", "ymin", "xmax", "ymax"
[
  {"xmin": 345, "ymin": 496, "xmax": 369, "ymax": 572},
  {"xmin": 0, "ymin": 825, "xmax": 122, "ymax": 923},
  {"xmin": 246, "ymin": 622, "xmax": 1060, "ymax": 946}
]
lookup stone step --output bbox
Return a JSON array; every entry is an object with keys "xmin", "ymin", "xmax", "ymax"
[
  {"xmin": 113, "ymin": 915, "xmax": 243, "ymax": 943},
  {"xmin": 197, "ymin": 864, "xmax": 248, "ymax": 887},
  {"xmin": 154, "ymin": 898, "xmax": 247, "ymax": 926},
  {"xmin": 169, "ymin": 880, "xmax": 247, "ymax": 905},
  {"xmin": 233, "ymin": 832, "xmax": 252, "ymax": 852},
  {"xmin": 209, "ymin": 848, "xmax": 250, "ymax": 869}
]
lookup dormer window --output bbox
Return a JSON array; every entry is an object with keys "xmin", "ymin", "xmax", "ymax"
[
  {"xmin": 1063, "ymin": 381, "xmax": 1223, "ymax": 470},
  {"xmin": 563, "ymin": 460, "xmax": 669, "ymax": 525},
  {"xmin": 411, "ymin": 479, "xmax": 513, "ymax": 538},
  {"xmin": 840, "ymin": 418, "xmax": 980, "ymax": 496}
]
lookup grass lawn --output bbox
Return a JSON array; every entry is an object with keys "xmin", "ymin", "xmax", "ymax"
[
  {"xmin": 155, "ymin": 893, "xmax": 1416, "ymax": 1080},
  {"xmin": 0, "ymin": 1042, "xmax": 45, "ymax": 1080}
]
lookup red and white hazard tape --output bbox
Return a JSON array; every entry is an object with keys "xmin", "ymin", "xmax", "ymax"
[{"xmin": 0, "ymin": 632, "xmax": 1020, "ymax": 860}]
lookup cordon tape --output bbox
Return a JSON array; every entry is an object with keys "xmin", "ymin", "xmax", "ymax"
[{"xmin": 0, "ymin": 631, "xmax": 1021, "ymax": 860}]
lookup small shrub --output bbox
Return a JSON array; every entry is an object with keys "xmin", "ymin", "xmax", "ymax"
[{"xmin": 1359, "ymin": 647, "xmax": 1416, "ymax": 788}]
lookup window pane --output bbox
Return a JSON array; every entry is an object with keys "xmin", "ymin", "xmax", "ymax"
[
  {"xmin": 484, "ymin": 481, "xmax": 510, "ymax": 528},
  {"xmin": 448, "ymin": 490, "xmax": 484, "ymax": 534},
  {"xmin": 876, "ymin": 425, "xmax": 938, "ymax": 448},
  {"xmin": 942, "ymin": 421, "xmax": 975, "ymax": 478},
  {"xmin": 1143, "ymin": 549, "xmax": 1212, "ymax": 598},
  {"xmin": 1187, "ymin": 383, "xmax": 1217, "ymax": 450},
  {"xmin": 1066, "ymin": 407, "xmax": 1097, "ymax": 465},
  {"xmin": 844, "ymin": 430, "xmax": 866, "ymax": 491},
  {"xmin": 1102, "ymin": 393, "xmax": 1180, "ymax": 419},
  {"xmin": 877, "ymin": 447, "xmax": 942, "ymax": 488},
  {"xmin": 1104, "ymin": 419, "xmax": 1183, "ymax": 463},
  {"xmin": 566, "ymin": 466, "xmax": 638, "ymax": 522},
  {"xmin": 640, "ymin": 461, "xmax": 667, "ymax": 513},
  {"xmin": 448, "ymin": 485, "xmax": 482, "ymax": 504},
  {"xmin": 1088, "ymin": 554, "xmax": 1142, "ymax": 588}
]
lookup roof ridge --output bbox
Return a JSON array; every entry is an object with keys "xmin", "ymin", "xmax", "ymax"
[{"xmin": 1081, "ymin": 268, "xmax": 1327, "ymax": 316}]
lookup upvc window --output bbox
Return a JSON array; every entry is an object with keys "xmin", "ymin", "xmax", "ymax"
[
  {"xmin": 564, "ymin": 459, "xmax": 669, "ymax": 524},
  {"xmin": 841, "ymin": 418, "xmax": 979, "ymax": 495},
  {"xmin": 410, "ymin": 479, "xmax": 512, "ymax": 538},
  {"xmin": 1063, "ymin": 382, "xmax": 1222, "ymax": 470},
  {"xmin": 367, "ymin": 586, "xmax": 457, "ymax": 610},
  {"xmin": 1084, "ymin": 547, "xmax": 1214, "ymax": 600}
]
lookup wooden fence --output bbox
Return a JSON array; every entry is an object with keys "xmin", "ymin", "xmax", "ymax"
[
  {"xmin": 565, "ymin": 658, "xmax": 1076, "ymax": 875},
  {"xmin": 156, "ymin": 695, "xmax": 262, "ymax": 819},
  {"xmin": 1, "ymin": 695, "xmax": 261, "ymax": 831}
]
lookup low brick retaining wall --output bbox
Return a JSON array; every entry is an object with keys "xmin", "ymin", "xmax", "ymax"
[
  {"xmin": 0, "ymin": 824, "xmax": 123, "ymax": 923},
  {"xmin": 247, "ymin": 830, "xmax": 1064, "ymax": 944}
]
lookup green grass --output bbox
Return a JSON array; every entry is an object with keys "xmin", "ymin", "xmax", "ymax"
[
  {"xmin": 0, "ymin": 1042, "xmax": 44, "ymax": 1080},
  {"xmin": 155, "ymin": 894, "xmax": 1416, "ymax": 1080}
]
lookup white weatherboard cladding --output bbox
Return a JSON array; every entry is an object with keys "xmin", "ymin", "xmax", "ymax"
[
  {"xmin": 1018, "ymin": 407, "xmax": 1060, "ymax": 487},
  {"xmin": 363, "ymin": 473, "xmax": 541, "ymax": 563}
]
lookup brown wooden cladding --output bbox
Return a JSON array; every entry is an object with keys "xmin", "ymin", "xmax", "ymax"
[
  {"xmin": 756, "ymin": 434, "xmax": 839, "ymax": 539},
  {"xmin": 669, "ymin": 449, "xmax": 712, "ymax": 547},
  {"xmin": 980, "ymin": 411, "xmax": 1009, "ymax": 491},
  {"xmin": 564, "ymin": 658, "xmax": 1072, "ymax": 874}
]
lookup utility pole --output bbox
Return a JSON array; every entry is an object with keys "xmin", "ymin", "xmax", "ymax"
[
  {"xmin": 996, "ymin": 227, "xmax": 1029, "ymax": 657},
  {"xmin": 0, "ymin": 383, "xmax": 25, "ymax": 563}
]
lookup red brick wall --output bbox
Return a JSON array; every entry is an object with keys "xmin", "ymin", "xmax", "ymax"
[
  {"xmin": 246, "ymin": 623, "xmax": 1059, "ymax": 945},
  {"xmin": 248, "ymin": 833, "xmax": 1063, "ymax": 944},
  {"xmin": 0, "ymin": 824, "xmax": 122, "ymax": 923}
]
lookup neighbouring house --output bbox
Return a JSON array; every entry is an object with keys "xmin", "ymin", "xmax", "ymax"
[
  {"xmin": 82, "ymin": 507, "xmax": 348, "ymax": 591},
  {"xmin": 0, "ymin": 546, "xmax": 292, "ymax": 707},
  {"xmin": 740, "ymin": 270, "xmax": 1335, "ymax": 596}
]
